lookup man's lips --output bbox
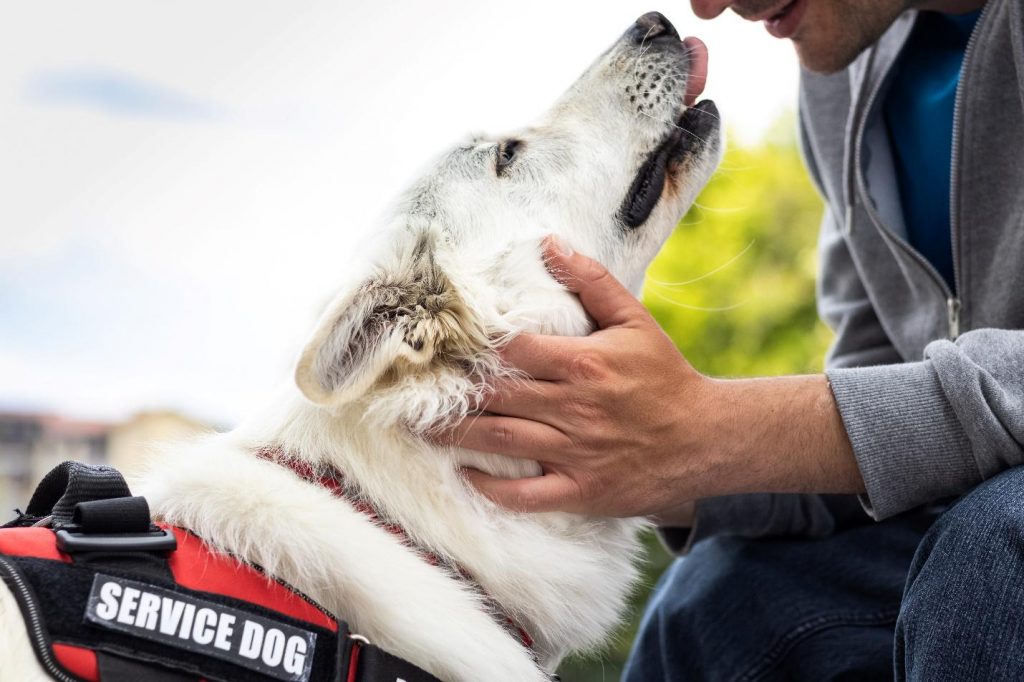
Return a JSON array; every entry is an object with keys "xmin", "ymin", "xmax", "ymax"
[
  {"xmin": 682, "ymin": 36, "xmax": 708, "ymax": 107},
  {"xmin": 740, "ymin": 0, "xmax": 797, "ymax": 22},
  {"xmin": 732, "ymin": 0, "xmax": 807, "ymax": 39},
  {"xmin": 763, "ymin": 0, "xmax": 806, "ymax": 39}
]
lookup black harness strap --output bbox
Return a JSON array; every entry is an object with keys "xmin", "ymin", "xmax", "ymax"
[
  {"xmin": 96, "ymin": 651, "xmax": 194, "ymax": 682},
  {"xmin": 72, "ymin": 496, "xmax": 152, "ymax": 534},
  {"xmin": 23, "ymin": 461, "xmax": 178, "ymax": 583},
  {"xmin": 349, "ymin": 641, "xmax": 445, "ymax": 682},
  {"xmin": 61, "ymin": 495, "xmax": 176, "ymax": 583},
  {"xmin": 26, "ymin": 461, "xmax": 133, "ymax": 527}
]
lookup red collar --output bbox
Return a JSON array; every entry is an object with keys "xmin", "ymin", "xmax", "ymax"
[{"xmin": 254, "ymin": 447, "xmax": 535, "ymax": 651}]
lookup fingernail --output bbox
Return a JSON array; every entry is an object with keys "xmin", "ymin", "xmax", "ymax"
[{"xmin": 547, "ymin": 235, "xmax": 574, "ymax": 258}]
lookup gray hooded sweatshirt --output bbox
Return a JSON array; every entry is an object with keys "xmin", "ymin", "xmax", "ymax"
[{"xmin": 663, "ymin": 0, "xmax": 1024, "ymax": 552}]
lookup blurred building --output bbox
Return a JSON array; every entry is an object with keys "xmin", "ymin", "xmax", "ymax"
[{"xmin": 0, "ymin": 410, "xmax": 212, "ymax": 519}]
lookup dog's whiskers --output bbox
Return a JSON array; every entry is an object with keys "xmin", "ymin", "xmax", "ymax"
[
  {"xmin": 639, "ymin": 111, "xmax": 713, "ymax": 146},
  {"xmin": 645, "ymin": 285, "xmax": 749, "ymax": 312},
  {"xmin": 646, "ymin": 240, "xmax": 755, "ymax": 288},
  {"xmin": 691, "ymin": 200, "xmax": 746, "ymax": 213}
]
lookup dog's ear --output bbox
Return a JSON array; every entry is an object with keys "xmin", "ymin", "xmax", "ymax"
[{"xmin": 295, "ymin": 236, "xmax": 482, "ymax": 406}]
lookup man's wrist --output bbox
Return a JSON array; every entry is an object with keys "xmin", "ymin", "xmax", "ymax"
[{"xmin": 704, "ymin": 374, "xmax": 863, "ymax": 497}]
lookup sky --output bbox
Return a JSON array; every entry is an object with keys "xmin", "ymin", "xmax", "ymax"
[{"xmin": 0, "ymin": 1, "xmax": 801, "ymax": 426}]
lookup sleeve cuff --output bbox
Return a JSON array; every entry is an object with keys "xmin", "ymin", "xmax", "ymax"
[
  {"xmin": 656, "ymin": 493, "xmax": 844, "ymax": 555},
  {"xmin": 658, "ymin": 496, "xmax": 754, "ymax": 555},
  {"xmin": 657, "ymin": 496, "xmax": 759, "ymax": 555},
  {"xmin": 827, "ymin": 360, "xmax": 981, "ymax": 520}
]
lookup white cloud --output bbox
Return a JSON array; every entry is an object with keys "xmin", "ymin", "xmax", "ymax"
[{"xmin": 27, "ymin": 67, "xmax": 223, "ymax": 120}]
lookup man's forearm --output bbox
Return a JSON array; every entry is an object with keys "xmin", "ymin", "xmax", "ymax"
[
  {"xmin": 655, "ymin": 375, "xmax": 863, "ymax": 528},
  {"xmin": 708, "ymin": 374, "xmax": 864, "ymax": 497}
]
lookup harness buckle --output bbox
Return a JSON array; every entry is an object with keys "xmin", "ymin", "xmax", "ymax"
[{"xmin": 55, "ymin": 528, "xmax": 178, "ymax": 554}]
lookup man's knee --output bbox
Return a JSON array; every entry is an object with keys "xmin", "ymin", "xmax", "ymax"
[
  {"xmin": 639, "ymin": 537, "xmax": 777, "ymax": 639},
  {"xmin": 632, "ymin": 539, "xmax": 752, "ymax": 647},
  {"xmin": 625, "ymin": 539, "xmax": 765, "ymax": 681},
  {"xmin": 627, "ymin": 529, "xmax": 909, "ymax": 682},
  {"xmin": 907, "ymin": 466, "xmax": 1024, "ymax": 580},
  {"xmin": 898, "ymin": 466, "xmax": 1024, "ymax": 680}
]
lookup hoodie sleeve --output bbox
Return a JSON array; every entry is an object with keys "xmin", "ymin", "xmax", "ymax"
[
  {"xmin": 814, "ymin": 193, "xmax": 987, "ymax": 520},
  {"xmin": 658, "ymin": 493, "xmax": 868, "ymax": 555},
  {"xmin": 827, "ymin": 330, "xmax": 1024, "ymax": 519}
]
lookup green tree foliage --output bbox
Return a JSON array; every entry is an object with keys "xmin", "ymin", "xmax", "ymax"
[{"xmin": 557, "ymin": 117, "xmax": 834, "ymax": 681}]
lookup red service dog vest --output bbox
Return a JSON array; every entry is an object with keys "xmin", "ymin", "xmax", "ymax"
[{"xmin": 0, "ymin": 461, "xmax": 441, "ymax": 682}]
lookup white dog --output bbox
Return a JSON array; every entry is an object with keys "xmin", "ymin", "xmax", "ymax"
[{"xmin": 1, "ymin": 11, "xmax": 720, "ymax": 681}]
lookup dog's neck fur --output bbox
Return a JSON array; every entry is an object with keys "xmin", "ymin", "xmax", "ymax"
[
  {"xmin": 252, "ymin": 443, "xmax": 537, "ymax": 651},
  {"xmin": 137, "ymin": 388, "xmax": 643, "ymax": 681}
]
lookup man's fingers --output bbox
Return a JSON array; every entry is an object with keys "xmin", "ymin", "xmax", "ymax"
[
  {"xmin": 497, "ymin": 334, "xmax": 580, "ymax": 381},
  {"xmin": 462, "ymin": 468, "xmax": 580, "ymax": 513},
  {"xmin": 542, "ymin": 235, "xmax": 648, "ymax": 329},
  {"xmin": 474, "ymin": 377, "xmax": 563, "ymax": 422},
  {"xmin": 438, "ymin": 415, "xmax": 572, "ymax": 460}
]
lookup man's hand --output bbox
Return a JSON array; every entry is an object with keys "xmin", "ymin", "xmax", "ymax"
[
  {"xmin": 438, "ymin": 237, "xmax": 864, "ymax": 518},
  {"xmin": 440, "ymin": 236, "xmax": 715, "ymax": 517}
]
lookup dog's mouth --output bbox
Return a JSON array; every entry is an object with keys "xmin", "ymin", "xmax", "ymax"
[{"xmin": 617, "ymin": 99, "xmax": 720, "ymax": 230}]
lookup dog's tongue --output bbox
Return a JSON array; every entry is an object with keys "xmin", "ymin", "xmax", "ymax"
[{"xmin": 682, "ymin": 36, "xmax": 709, "ymax": 107}]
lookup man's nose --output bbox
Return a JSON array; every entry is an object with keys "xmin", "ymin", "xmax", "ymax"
[{"xmin": 690, "ymin": 0, "xmax": 732, "ymax": 19}]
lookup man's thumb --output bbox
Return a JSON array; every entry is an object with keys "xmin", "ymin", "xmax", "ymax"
[{"xmin": 542, "ymin": 235, "xmax": 646, "ymax": 329}]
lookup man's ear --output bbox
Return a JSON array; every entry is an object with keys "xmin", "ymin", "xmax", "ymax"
[{"xmin": 295, "ymin": 236, "xmax": 474, "ymax": 407}]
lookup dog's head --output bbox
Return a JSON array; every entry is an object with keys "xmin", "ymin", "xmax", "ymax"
[{"xmin": 295, "ymin": 12, "xmax": 722, "ymax": 430}]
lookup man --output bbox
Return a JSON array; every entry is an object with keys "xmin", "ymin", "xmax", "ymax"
[{"xmin": 441, "ymin": 0, "xmax": 1024, "ymax": 678}]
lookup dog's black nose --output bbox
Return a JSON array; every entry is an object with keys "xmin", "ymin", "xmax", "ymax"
[{"xmin": 628, "ymin": 11, "xmax": 680, "ymax": 44}]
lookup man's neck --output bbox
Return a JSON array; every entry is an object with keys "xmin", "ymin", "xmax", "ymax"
[{"xmin": 914, "ymin": 0, "xmax": 986, "ymax": 13}]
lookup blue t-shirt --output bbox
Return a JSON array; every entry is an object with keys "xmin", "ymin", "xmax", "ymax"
[{"xmin": 883, "ymin": 10, "xmax": 981, "ymax": 293}]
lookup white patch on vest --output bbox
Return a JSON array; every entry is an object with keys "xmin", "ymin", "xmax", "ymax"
[
  {"xmin": 214, "ymin": 613, "xmax": 236, "ymax": 651},
  {"xmin": 94, "ymin": 580, "xmax": 121, "ymax": 620},
  {"xmin": 84, "ymin": 574, "xmax": 317, "ymax": 682},
  {"xmin": 136, "ymin": 592, "xmax": 161, "ymax": 630},
  {"xmin": 192, "ymin": 607, "xmax": 217, "ymax": 645},
  {"xmin": 116, "ymin": 586, "xmax": 140, "ymax": 624},
  {"xmin": 158, "ymin": 597, "xmax": 186, "ymax": 635}
]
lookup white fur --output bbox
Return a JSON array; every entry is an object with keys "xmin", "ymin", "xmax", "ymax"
[
  {"xmin": 2, "ymin": 17, "xmax": 721, "ymax": 682},
  {"xmin": 1, "ymin": 583, "xmax": 46, "ymax": 681}
]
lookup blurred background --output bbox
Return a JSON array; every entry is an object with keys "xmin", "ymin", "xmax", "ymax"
[{"xmin": 0, "ymin": 2, "xmax": 830, "ymax": 679}]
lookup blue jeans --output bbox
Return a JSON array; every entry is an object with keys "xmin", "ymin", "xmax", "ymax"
[{"xmin": 623, "ymin": 467, "xmax": 1024, "ymax": 681}]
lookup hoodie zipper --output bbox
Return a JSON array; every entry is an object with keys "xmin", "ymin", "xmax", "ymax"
[
  {"xmin": 947, "ymin": 0, "xmax": 992, "ymax": 339},
  {"xmin": 849, "ymin": 5, "xmax": 991, "ymax": 341},
  {"xmin": 0, "ymin": 556, "xmax": 79, "ymax": 682}
]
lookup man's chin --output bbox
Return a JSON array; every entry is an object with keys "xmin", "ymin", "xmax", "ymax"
[
  {"xmin": 793, "ymin": 36, "xmax": 873, "ymax": 75},
  {"xmin": 789, "ymin": 4, "xmax": 906, "ymax": 76},
  {"xmin": 796, "ymin": 49, "xmax": 857, "ymax": 75}
]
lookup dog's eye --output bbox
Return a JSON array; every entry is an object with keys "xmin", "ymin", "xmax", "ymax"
[{"xmin": 495, "ymin": 139, "xmax": 522, "ymax": 177}]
